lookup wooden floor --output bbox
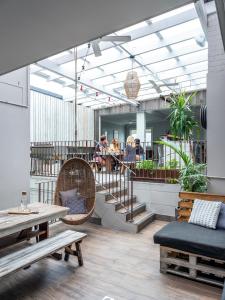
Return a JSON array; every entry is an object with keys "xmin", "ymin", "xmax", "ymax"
[{"xmin": 0, "ymin": 221, "xmax": 222, "ymax": 300}]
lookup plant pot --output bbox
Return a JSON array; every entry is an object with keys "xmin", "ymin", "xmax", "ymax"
[{"xmin": 131, "ymin": 168, "xmax": 180, "ymax": 183}]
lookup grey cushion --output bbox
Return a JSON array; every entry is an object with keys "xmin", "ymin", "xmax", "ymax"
[
  {"xmin": 217, "ymin": 203, "xmax": 225, "ymax": 229},
  {"xmin": 59, "ymin": 189, "xmax": 77, "ymax": 206},
  {"xmin": 154, "ymin": 221, "xmax": 225, "ymax": 260},
  {"xmin": 59, "ymin": 189, "xmax": 87, "ymax": 214},
  {"xmin": 189, "ymin": 199, "xmax": 221, "ymax": 229}
]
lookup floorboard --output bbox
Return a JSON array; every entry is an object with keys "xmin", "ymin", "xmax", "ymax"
[{"xmin": 0, "ymin": 221, "xmax": 221, "ymax": 300}]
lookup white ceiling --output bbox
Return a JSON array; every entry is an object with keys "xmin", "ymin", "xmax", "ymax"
[{"xmin": 0, "ymin": 0, "xmax": 191, "ymax": 75}]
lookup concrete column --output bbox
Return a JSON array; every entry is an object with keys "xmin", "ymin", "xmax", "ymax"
[
  {"xmin": 207, "ymin": 12, "xmax": 225, "ymax": 194},
  {"xmin": 136, "ymin": 112, "xmax": 146, "ymax": 143}
]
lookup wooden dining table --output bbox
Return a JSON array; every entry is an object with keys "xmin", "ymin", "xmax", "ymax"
[
  {"xmin": 95, "ymin": 151, "xmax": 124, "ymax": 172},
  {"xmin": 0, "ymin": 203, "xmax": 69, "ymax": 250}
]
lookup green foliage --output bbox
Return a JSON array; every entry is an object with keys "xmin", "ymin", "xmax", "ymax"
[
  {"xmin": 166, "ymin": 178, "xmax": 179, "ymax": 184},
  {"xmin": 136, "ymin": 160, "xmax": 155, "ymax": 170},
  {"xmin": 179, "ymin": 163, "xmax": 207, "ymax": 192},
  {"xmin": 156, "ymin": 140, "xmax": 207, "ymax": 192},
  {"xmin": 169, "ymin": 91, "xmax": 198, "ymax": 141},
  {"xmin": 165, "ymin": 159, "xmax": 179, "ymax": 170},
  {"xmin": 157, "ymin": 140, "xmax": 191, "ymax": 167}
]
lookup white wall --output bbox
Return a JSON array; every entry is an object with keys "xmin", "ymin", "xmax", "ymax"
[
  {"xmin": 30, "ymin": 90, "xmax": 94, "ymax": 142},
  {"xmin": 207, "ymin": 12, "xmax": 225, "ymax": 194},
  {"xmin": 133, "ymin": 182, "xmax": 180, "ymax": 217},
  {"xmin": 0, "ymin": 68, "xmax": 30, "ymax": 209}
]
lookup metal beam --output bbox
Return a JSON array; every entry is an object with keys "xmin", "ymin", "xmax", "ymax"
[
  {"xmin": 194, "ymin": 0, "xmax": 208, "ymax": 39},
  {"xmin": 36, "ymin": 59, "xmax": 138, "ymax": 106},
  {"xmin": 53, "ymin": 8, "xmax": 197, "ymax": 65},
  {"xmin": 215, "ymin": 0, "xmax": 225, "ymax": 50},
  {"xmin": 97, "ymin": 52, "xmax": 208, "ymax": 90}
]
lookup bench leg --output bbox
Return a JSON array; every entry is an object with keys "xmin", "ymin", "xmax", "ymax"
[
  {"xmin": 64, "ymin": 242, "xmax": 83, "ymax": 266},
  {"xmin": 75, "ymin": 241, "xmax": 83, "ymax": 266},
  {"xmin": 64, "ymin": 245, "xmax": 71, "ymax": 262}
]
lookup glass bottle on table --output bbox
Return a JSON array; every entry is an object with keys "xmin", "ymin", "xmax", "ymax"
[{"xmin": 21, "ymin": 191, "xmax": 28, "ymax": 211}]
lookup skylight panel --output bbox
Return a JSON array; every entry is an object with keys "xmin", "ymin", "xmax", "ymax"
[
  {"xmin": 138, "ymin": 48, "xmax": 171, "ymax": 65},
  {"xmin": 150, "ymin": 3, "xmax": 195, "ymax": 23},
  {"xmin": 48, "ymin": 51, "xmax": 70, "ymax": 61},
  {"xmin": 123, "ymin": 34, "xmax": 159, "ymax": 55},
  {"xmin": 148, "ymin": 58, "xmax": 178, "ymax": 73},
  {"xmin": 160, "ymin": 19, "xmax": 203, "ymax": 40},
  {"xmin": 116, "ymin": 21, "xmax": 147, "ymax": 35},
  {"xmin": 178, "ymin": 49, "xmax": 208, "ymax": 66},
  {"xmin": 171, "ymin": 39, "xmax": 206, "ymax": 53}
]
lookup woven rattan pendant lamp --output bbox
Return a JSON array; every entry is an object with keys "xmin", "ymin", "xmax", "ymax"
[{"xmin": 124, "ymin": 55, "xmax": 140, "ymax": 100}]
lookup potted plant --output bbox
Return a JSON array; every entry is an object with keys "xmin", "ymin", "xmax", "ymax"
[
  {"xmin": 132, "ymin": 159, "xmax": 180, "ymax": 183},
  {"xmin": 157, "ymin": 140, "xmax": 207, "ymax": 192},
  {"xmin": 168, "ymin": 91, "xmax": 198, "ymax": 160}
]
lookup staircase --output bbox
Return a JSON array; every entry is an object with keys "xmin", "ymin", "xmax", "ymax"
[{"xmin": 94, "ymin": 180, "xmax": 154, "ymax": 233}]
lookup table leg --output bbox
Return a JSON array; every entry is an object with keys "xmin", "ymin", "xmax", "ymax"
[
  {"xmin": 38, "ymin": 221, "xmax": 49, "ymax": 241},
  {"xmin": 38, "ymin": 221, "xmax": 62, "ymax": 260},
  {"xmin": 105, "ymin": 157, "xmax": 113, "ymax": 172}
]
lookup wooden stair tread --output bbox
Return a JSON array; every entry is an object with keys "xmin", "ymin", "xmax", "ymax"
[
  {"xmin": 0, "ymin": 230, "xmax": 86, "ymax": 278},
  {"xmin": 106, "ymin": 195, "xmax": 136, "ymax": 205},
  {"xmin": 117, "ymin": 202, "xmax": 145, "ymax": 214},
  {"xmin": 132, "ymin": 211, "xmax": 154, "ymax": 225},
  {"xmin": 97, "ymin": 186, "xmax": 126, "ymax": 194}
]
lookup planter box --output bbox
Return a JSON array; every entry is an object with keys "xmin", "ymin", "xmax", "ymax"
[{"xmin": 132, "ymin": 168, "xmax": 180, "ymax": 183}]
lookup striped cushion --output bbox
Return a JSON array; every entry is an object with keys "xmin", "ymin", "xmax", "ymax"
[{"xmin": 189, "ymin": 199, "xmax": 221, "ymax": 229}]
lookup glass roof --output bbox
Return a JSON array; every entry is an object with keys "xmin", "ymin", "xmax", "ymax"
[{"xmin": 30, "ymin": 3, "xmax": 208, "ymax": 109}]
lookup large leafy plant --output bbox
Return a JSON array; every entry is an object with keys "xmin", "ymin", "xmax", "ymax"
[
  {"xmin": 180, "ymin": 163, "xmax": 207, "ymax": 192},
  {"xmin": 157, "ymin": 140, "xmax": 207, "ymax": 192},
  {"xmin": 169, "ymin": 91, "xmax": 198, "ymax": 141}
]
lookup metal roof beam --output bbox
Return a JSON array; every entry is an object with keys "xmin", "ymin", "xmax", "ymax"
[
  {"xmin": 53, "ymin": 8, "xmax": 197, "ymax": 65},
  {"xmin": 194, "ymin": 0, "xmax": 208, "ymax": 39},
  {"xmin": 36, "ymin": 59, "xmax": 138, "ymax": 106}
]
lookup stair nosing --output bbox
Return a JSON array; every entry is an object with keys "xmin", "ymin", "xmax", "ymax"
[
  {"xmin": 117, "ymin": 202, "xmax": 146, "ymax": 214},
  {"xmin": 132, "ymin": 211, "xmax": 155, "ymax": 225}
]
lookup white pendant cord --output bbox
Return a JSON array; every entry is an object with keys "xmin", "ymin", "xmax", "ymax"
[{"xmin": 74, "ymin": 47, "xmax": 78, "ymax": 142}]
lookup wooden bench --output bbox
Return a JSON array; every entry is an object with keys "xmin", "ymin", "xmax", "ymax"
[{"xmin": 0, "ymin": 230, "xmax": 86, "ymax": 279}]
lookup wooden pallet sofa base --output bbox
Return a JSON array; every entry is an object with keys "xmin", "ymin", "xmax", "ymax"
[
  {"xmin": 154, "ymin": 191, "xmax": 225, "ymax": 290},
  {"xmin": 0, "ymin": 230, "xmax": 86, "ymax": 279},
  {"xmin": 160, "ymin": 246, "xmax": 225, "ymax": 287}
]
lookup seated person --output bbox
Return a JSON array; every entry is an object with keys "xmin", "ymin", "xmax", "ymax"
[
  {"xmin": 109, "ymin": 138, "xmax": 120, "ymax": 155},
  {"xmin": 109, "ymin": 138, "xmax": 120, "ymax": 171},
  {"xmin": 94, "ymin": 135, "xmax": 109, "ymax": 169},
  {"xmin": 135, "ymin": 138, "xmax": 144, "ymax": 161},
  {"xmin": 124, "ymin": 136, "xmax": 136, "ymax": 162}
]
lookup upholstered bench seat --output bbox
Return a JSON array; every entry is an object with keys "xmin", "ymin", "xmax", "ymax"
[{"xmin": 154, "ymin": 221, "xmax": 225, "ymax": 260}]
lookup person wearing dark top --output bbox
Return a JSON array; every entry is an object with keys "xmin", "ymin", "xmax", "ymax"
[
  {"xmin": 94, "ymin": 135, "xmax": 108, "ymax": 170},
  {"xmin": 124, "ymin": 136, "xmax": 136, "ymax": 162},
  {"xmin": 135, "ymin": 138, "xmax": 144, "ymax": 160}
]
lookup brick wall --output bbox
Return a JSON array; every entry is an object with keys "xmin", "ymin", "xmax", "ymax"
[
  {"xmin": 208, "ymin": 13, "xmax": 225, "ymax": 73},
  {"xmin": 207, "ymin": 11, "xmax": 225, "ymax": 193}
]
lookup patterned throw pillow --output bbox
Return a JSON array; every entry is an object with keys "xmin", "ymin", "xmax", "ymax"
[
  {"xmin": 189, "ymin": 199, "xmax": 222, "ymax": 229},
  {"xmin": 59, "ymin": 189, "xmax": 87, "ymax": 214}
]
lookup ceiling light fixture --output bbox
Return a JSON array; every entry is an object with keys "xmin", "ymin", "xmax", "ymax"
[{"xmin": 124, "ymin": 55, "xmax": 141, "ymax": 100}]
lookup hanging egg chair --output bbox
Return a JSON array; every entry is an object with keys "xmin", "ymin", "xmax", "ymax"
[{"xmin": 54, "ymin": 158, "xmax": 96, "ymax": 225}]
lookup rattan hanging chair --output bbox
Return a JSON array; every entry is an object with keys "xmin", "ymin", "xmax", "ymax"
[{"xmin": 54, "ymin": 158, "xmax": 96, "ymax": 225}]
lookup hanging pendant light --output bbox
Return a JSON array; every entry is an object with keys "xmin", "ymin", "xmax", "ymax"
[{"xmin": 124, "ymin": 55, "xmax": 141, "ymax": 100}]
